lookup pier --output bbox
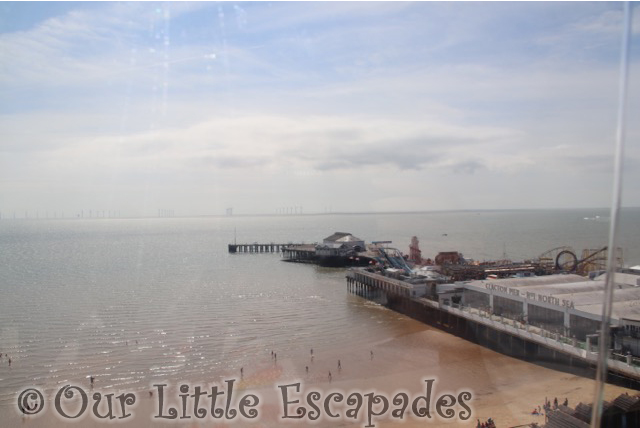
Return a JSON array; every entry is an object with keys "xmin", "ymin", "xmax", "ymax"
[
  {"xmin": 282, "ymin": 244, "xmax": 317, "ymax": 263},
  {"xmin": 228, "ymin": 243, "xmax": 303, "ymax": 253},
  {"xmin": 347, "ymin": 269, "xmax": 640, "ymax": 390}
]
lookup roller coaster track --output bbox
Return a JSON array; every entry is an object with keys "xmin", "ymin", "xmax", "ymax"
[{"xmin": 538, "ymin": 246, "xmax": 609, "ymax": 273}]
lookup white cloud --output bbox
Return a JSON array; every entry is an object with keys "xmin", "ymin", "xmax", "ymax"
[{"xmin": 1, "ymin": 2, "xmax": 639, "ymax": 215}]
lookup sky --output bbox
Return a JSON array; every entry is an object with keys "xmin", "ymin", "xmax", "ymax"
[{"xmin": 1, "ymin": 1, "xmax": 640, "ymax": 217}]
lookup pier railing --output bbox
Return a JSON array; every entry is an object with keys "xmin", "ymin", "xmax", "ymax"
[
  {"xmin": 228, "ymin": 243, "xmax": 306, "ymax": 253},
  {"xmin": 443, "ymin": 301, "xmax": 640, "ymax": 373}
]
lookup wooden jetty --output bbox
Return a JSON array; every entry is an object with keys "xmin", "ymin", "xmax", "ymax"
[{"xmin": 228, "ymin": 243, "xmax": 304, "ymax": 253}]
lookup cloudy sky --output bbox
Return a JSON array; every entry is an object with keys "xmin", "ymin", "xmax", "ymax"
[{"xmin": 1, "ymin": 1, "xmax": 639, "ymax": 217}]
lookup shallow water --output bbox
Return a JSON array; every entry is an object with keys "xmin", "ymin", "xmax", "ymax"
[{"xmin": 0, "ymin": 208, "xmax": 638, "ymax": 409}]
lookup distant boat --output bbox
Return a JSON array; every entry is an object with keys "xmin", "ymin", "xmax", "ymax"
[{"xmin": 584, "ymin": 215, "xmax": 607, "ymax": 221}]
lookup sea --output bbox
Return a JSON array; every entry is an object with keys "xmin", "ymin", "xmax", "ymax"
[{"xmin": 0, "ymin": 208, "xmax": 638, "ymax": 412}]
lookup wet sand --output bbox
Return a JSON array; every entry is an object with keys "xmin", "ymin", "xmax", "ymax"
[{"xmin": 2, "ymin": 325, "xmax": 636, "ymax": 427}]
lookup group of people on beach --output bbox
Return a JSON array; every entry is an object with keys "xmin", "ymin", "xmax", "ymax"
[
  {"xmin": 0, "ymin": 352, "xmax": 11, "ymax": 366},
  {"xmin": 530, "ymin": 397, "xmax": 569, "ymax": 418},
  {"xmin": 327, "ymin": 355, "xmax": 342, "ymax": 382},
  {"xmin": 265, "ymin": 347, "xmax": 375, "ymax": 383},
  {"xmin": 476, "ymin": 417, "xmax": 495, "ymax": 428},
  {"xmin": 544, "ymin": 397, "xmax": 568, "ymax": 412}
]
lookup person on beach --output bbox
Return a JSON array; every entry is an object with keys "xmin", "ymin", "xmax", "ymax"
[
  {"xmin": 328, "ymin": 371, "xmax": 332, "ymax": 382},
  {"xmin": 240, "ymin": 367, "xmax": 243, "ymax": 378},
  {"xmin": 338, "ymin": 360, "xmax": 341, "ymax": 370},
  {"xmin": 370, "ymin": 350, "xmax": 373, "ymax": 360},
  {"xmin": 8, "ymin": 357, "xmax": 11, "ymax": 367},
  {"xmin": 305, "ymin": 366, "xmax": 308, "ymax": 374},
  {"xmin": 90, "ymin": 376, "xmax": 94, "ymax": 387}
]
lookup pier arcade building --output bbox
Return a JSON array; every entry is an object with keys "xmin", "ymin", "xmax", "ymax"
[{"xmin": 456, "ymin": 273, "xmax": 640, "ymax": 354}]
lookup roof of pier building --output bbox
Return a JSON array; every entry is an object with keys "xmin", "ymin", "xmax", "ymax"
[
  {"xmin": 597, "ymin": 271, "xmax": 640, "ymax": 287},
  {"xmin": 324, "ymin": 232, "xmax": 352, "ymax": 242},
  {"xmin": 466, "ymin": 273, "xmax": 640, "ymax": 322},
  {"xmin": 578, "ymin": 300, "xmax": 640, "ymax": 322},
  {"xmin": 324, "ymin": 232, "xmax": 363, "ymax": 242},
  {"xmin": 506, "ymin": 281, "xmax": 606, "ymax": 296},
  {"xmin": 552, "ymin": 286, "xmax": 640, "ymax": 321},
  {"xmin": 478, "ymin": 274, "xmax": 586, "ymax": 288},
  {"xmin": 552, "ymin": 285, "xmax": 640, "ymax": 306},
  {"xmin": 322, "ymin": 233, "xmax": 365, "ymax": 249}
]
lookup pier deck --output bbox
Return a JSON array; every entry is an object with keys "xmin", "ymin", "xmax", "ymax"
[
  {"xmin": 282, "ymin": 244, "xmax": 317, "ymax": 263},
  {"xmin": 228, "ymin": 243, "xmax": 305, "ymax": 253}
]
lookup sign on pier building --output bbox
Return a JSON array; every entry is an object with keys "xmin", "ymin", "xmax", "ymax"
[{"xmin": 460, "ymin": 275, "xmax": 613, "ymax": 341}]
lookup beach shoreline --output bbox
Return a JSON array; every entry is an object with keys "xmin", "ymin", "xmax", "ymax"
[{"xmin": 3, "ymin": 326, "xmax": 636, "ymax": 428}]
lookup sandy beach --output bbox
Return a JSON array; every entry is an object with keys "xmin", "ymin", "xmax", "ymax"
[{"xmin": 3, "ymin": 325, "xmax": 636, "ymax": 428}]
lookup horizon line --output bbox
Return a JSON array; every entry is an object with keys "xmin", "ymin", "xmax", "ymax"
[{"xmin": 2, "ymin": 206, "xmax": 639, "ymax": 221}]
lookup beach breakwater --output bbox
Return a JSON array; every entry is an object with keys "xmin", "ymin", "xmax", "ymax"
[{"xmin": 346, "ymin": 270, "xmax": 640, "ymax": 391}]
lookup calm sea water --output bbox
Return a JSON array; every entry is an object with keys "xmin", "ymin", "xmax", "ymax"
[{"xmin": 0, "ymin": 208, "xmax": 638, "ymax": 407}]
